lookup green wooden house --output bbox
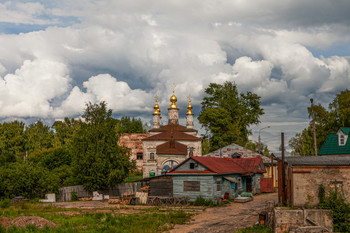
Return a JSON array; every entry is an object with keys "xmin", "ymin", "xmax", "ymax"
[
  {"xmin": 167, "ymin": 156, "xmax": 265, "ymax": 201},
  {"xmin": 318, "ymin": 127, "xmax": 350, "ymax": 156}
]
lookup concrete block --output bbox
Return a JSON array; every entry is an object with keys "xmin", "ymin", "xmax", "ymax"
[
  {"xmin": 39, "ymin": 193, "xmax": 56, "ymax": 203},
  {"xmin": 92, "ymin": 191, "xmax": 103, "ymax": 201}
]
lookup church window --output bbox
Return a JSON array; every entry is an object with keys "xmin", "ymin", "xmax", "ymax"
[
  {"xmin": 137, "ymin": 153, "xmax": 143, "ymax": 160},
  {"xmin": 162, "ymin": 160, "xmax": 179, "ymax": 174},
  {"xmin": 150, "ymin": 152, "xmax": 154, "ymax": 160}
]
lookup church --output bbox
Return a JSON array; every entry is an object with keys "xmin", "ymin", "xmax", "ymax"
[{"xmin": 142, "ymin": 88, "xmax": 202, "ymax": 178}]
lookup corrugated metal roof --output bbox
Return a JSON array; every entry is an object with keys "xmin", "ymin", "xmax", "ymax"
[
  {"xmin": 285, "ymin": 155, "xmax": 350, "ymax": 166},
  {"xmin": 167, "ymin": 170, "xmax": 215, "ymax": 174},
  {"xmin": 168, "ymin": 156, "xmax": 265, "ymax": 175},
  {"xmin": 340, "ymin": 127, "xmax": 350, "ymax": 135},
  {"xmin": 143, "ymin": 130, "xmax": 202, "ymax": 141},
  {"xmin": 318, "ymin": 133, "xmax": 350, "ymax": 155}
]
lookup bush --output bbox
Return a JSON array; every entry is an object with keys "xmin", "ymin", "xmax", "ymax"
[
  {"xmin": 318, "ymin": 187, "xmax": 350, "ymax": 232},
  {"xmin": 71, "ymin": 191, "xmax": 78, "ymax": 201},
  {"xmin": 0, "ymin": 199, "xmax": 10, "ymax": 209},
  {"xmin": 194, "ymin": 196, "xmax": 215, "ymax": 206}
]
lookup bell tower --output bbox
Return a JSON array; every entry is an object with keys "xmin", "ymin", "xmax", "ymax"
[
  {"xmin": 168, "ymin": 84, "xmax": 179, "ymax": 125},
  {"xmin": 186, "ymin": 95, "xmax": 194, "ymax": 129},
  {"xmin": 152, "ymin": 95, "xmax": 161, "ymax": 128}
]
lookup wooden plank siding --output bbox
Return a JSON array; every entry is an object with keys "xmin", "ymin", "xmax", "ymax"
[
  {"xmin": 149, "ymin": 176, "xmax": 173, "ymax": 197},
  {"xmin": 173, "ymin": 176, "xmax": 214, "ymax": 201},
  {"xmin": 174, "ymin": 158, "xmax": 208, "ymax": 171}
]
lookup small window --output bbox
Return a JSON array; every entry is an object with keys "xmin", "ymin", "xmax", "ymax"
[
  {"xmin": 231, "ymin": 152, "xmax": 242, "ymax": 158},
  {"xmin": 340, "ymin": 135, "xmax": 345, "ymax": 145},
  {"xmin": 217, "ymin": 179, "xmax": 222, "ymax": 192},
  {"xmin": 150, "ymin": 152, "xmax": 154, "ymax": 160},
  {"xmin": 184, "ymin": 181, "xmax": 200, "ymax": 192},
  {"xmin": 190, "ymin": 163, "xmax": 195, "ymax": 169},
  {"xmin": 137, "ymin": 153, "xmax": 143, "ymax": 160}
]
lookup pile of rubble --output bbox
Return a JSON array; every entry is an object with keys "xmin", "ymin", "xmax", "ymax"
[{"xmin": 0, "ymin": 216, "xmax": 56, "ymax": 229}]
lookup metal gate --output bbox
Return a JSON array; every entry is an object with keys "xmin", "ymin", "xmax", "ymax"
[{"xmin": 260, "ymin": 178, "xmax": 274, "ymax": 193}]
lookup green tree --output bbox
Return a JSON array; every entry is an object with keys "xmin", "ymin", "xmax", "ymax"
[
  {"xmin": 52, "ymin": 117, "xmax": 81, "ymax": 146},
  {"xmin": 71, "ymin": 102, "xmax": 135, "ymax": 191},
  {"xmin": 198, "ymin": 81, "xmax": 264, "ymax": 151},
  {"xmin": 244, "ymin": 140, "xmax": 270, "ymax": 157},
  {"xmin": 25, "ymin": 121, "xmax": 55, "ymax": 154},
  {"xmin": 0, "ymin": 162, "xmax": 60, "ymax": 199},
  {"xmin": 290, "ymin": 90, "xmax": 350, "ymax": 156},
  {"xmin": 0, "ymin": 121, "xmax": 26, "ymax": 166},
  {"xmin": 116, "ymin": 116, "xmax": 146, "ymax": 133}
]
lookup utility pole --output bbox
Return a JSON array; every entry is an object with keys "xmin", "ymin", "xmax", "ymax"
[
  {"xmin": 310, "ymin": 98, "xmax": 317, "ymax": 156},
  {"xmin": 281, "ymin": 132, "xmax": 286, "ymax": 205},
  {"xmin": 258, "ymin": 126, "xmax": 270, "ymax": 154}
]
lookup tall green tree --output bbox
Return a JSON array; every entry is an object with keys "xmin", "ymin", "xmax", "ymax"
[
  {"xmin": 0, "ymin": 121, "xmax": 26, "ymax": 166},
  {"xmin": 290, "ymin": 89, "xmax": 350, "ymax": 156},
  {"xmin": 116, "ymin": 116, "xmax": 146, "ymax": 133},
  {"xmin": 71, "ymin": 102, "xmax": 135, "ymax": 191},
  {"xmin": 199, "ymin": 81, "xmax": 264, "ymax": 151},
  {"xmin": 52, "ymin": 117, "xmax": 81, "ymax": 146},
  {"xmin": 25, "ymin": 121, "xmax": 55, "ymax": 154},
  {"xmin": 245, "ymin": 140, "xmax": 270, "ymax": 157}
]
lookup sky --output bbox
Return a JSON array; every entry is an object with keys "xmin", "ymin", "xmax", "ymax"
[{"xmin": 0, "ymin": 0, "xmax": 350, "ymax": 153}]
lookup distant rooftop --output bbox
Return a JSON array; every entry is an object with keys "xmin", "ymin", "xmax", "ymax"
[{"xmin": 285, "ymin": 155, "xmax": 350, "ymax": 166}]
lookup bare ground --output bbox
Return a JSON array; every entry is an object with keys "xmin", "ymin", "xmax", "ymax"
[{"xmin": 170, "ymin": 192, "xmax": 277, "ymax": 233}]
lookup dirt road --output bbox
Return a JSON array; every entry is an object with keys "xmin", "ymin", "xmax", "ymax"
[{"xmin": 170, "ymin": 192, "xmax": 277, "ymax": 233}]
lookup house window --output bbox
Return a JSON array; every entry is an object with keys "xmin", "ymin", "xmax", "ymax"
[
  {"xmin": 329, "ymin": 181, "xmax": 344, "ymax": 196},
  {"xmin": 184, "ymin": 181, "xmax": 200, "ymax": 192},
  {"xmin": 231, "ymin": 152, "xmax": 242, "ymax": 158},
  {"xmin": 137, "ymin": 153, "xmax": 143, "ymax": 160},
  {"xmin": 340, "ymin": 135, "xmax": 345, "ymax": 146},
  {"xmin": 190, "ymin": 163, "xmax": 195, "ymax": 169},
  {"xmin": 150, "ymin": 152, "xmax": 154, "ymax": 160},
  {"xmin": 217, "ymin": 179, "xmax": 222, "ymax": 192}
]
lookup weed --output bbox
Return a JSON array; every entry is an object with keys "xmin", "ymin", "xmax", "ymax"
[
  {"xmin": 71, "ymin": 191, "xmax": 78, "ymax": 201},
  {"xmin": 318, "ymin": 187, "xmax": 350, "ymax": 233},
  {"xmin": 0, "ymin": 205, "xmax": 192, "ymax": 232},
  {"xmin": 235, "ymin": 225, "xmax": 273, "ymax": 233}
]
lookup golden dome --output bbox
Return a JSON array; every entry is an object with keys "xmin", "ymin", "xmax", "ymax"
[
  {"xmin": 169, "ymin": 84, "xmax": 179, "ymax": 109},
  {"xmin": 186, "ymin": 95, "xmax": 193, "ymax": 115},
  {"xmin": 153, "ymin": 96, "xmax": 161, "ymax": 115}
]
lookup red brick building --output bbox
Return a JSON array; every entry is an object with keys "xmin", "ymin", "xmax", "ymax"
[{"xmin": 118, "ymin": 133, "xmax": 150, "ymax": 171}]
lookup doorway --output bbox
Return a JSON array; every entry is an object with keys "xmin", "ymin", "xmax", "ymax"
[{"xmin": 246, "ymin": 177, "xmax": 252, "ymax": 192}]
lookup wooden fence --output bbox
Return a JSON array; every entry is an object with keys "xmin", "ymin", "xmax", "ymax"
[{"xmin": 58, "ymin": 183, "xmax": 136, "ymax": 202}]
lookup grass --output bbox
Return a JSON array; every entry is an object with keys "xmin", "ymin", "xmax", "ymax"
[
  {"xmin": 0, "ymin": 202, "xmax": 192, "ymax": 233},
  {"xmin": 235, "ymin": 225, "xmax": 273, "ymax": 233}
]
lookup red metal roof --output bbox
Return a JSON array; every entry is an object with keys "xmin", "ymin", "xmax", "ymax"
[
  {"xmin": 168, "ymin": 170, "xmax": 215, "ymax": 174},
  {"xmin": 149, "ymin": 124, "xmax": 197, "ymax": 133},
  {"xmin": 143, "ymin": 130, "xmax": 202, "ymax": 141},
  {"xmin": 168, "ymin": 156, "xmax": 265, "ymax": 175},
  {"xmin": 156, "ymin": 140, "xmax": 187, "ymax": 155}
]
